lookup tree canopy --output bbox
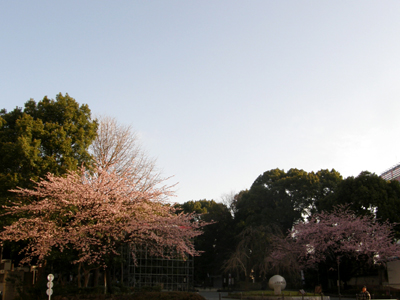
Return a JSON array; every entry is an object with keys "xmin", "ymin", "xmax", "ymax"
[
  {"xmin": 0, "ymin": 166, "xmax": 204, "ymax": 267},
  {"xmin": 223, "ymin": 225, "xmax": 288, "ymax": 288},
  {"xmin": 179, "ymin": 199, "xmax": 235, "ymax": 282},
  {"xmin": 272, "ymin": 205, "xmax": 400, "ymax": 269},
  {"xmin": 90, "ymin": 116, "xmax": 162, "ymax": 192},
  {"xmin": 234, "ymin": 168, "xmax": 342, "ymax": 233},
  {"xmin": 0, "ymin": 93, "xmax": 98, "ymax": 197},
  {"xmin": 319, "ymin": 171, "xmax": 400, "ymax": 226}
]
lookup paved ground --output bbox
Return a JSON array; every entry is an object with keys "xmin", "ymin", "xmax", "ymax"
[
  {"xmin": 198, "ymin": 289, "xmax": 237, "ymax": 300},
  {"xmin": 197, "ymin": 290, "xmax": 357, "ymax": 300}
]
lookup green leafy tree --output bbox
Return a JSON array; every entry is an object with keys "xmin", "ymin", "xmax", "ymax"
[
  {"xmin": 228, "ymin": 169, "xmax": 342, "ymax": 288},
  {"xmin": 0, "ymin": 93, "xmax": 98, "ymax": 197},
  {"xmin": 319, "ymin": 171, "xmax": 400, "ymax": 226},
  {"xmin": 234, "ymin": 168, "xmax": 342, "ymax": 233},
  {"xmin": 179, "ymin": 200, "xmax": 235, "ymax": 284},
  {"xmin": 0, "ymin": 93, "xmax": 98, "ymax": 263}
]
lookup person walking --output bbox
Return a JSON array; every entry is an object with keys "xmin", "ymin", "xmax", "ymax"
[{"xmin": 358, "ymin": 286, "xmax": 371, "ymax": 300}]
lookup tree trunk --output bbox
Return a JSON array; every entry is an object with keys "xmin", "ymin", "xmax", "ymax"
[
  {"xmin": 121, "ymin": 262, "xmax": 124, "ymax": 284},
  {"xmin": 337, "ymin": 256, "xmax": 341, "ymax": 300},
  {"xmin": 94, "ymin": 268, "xmax": 99, "ymax": 287},
  {"xmin": 84, "ymin": 269, "xmax": 91, "ymax": 288},
  {"xmin": 244, "ymin": 268, "xmax": 250, "ymax": 291},
  {"xmin": 104, "ymin": 270, "xmax": 107, "ymax": 294},
  {"xmin": 77, "ymin": 262, "xmax": 82, "ymax": 288},
  {"xmin": 106, "ymin": 266, "xmax": 113, "ymax": 294}
]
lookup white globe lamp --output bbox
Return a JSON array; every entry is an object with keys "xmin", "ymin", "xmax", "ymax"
[{"xmin": 268, "ymin": 275, "xmax": 286, "ymax": 295}]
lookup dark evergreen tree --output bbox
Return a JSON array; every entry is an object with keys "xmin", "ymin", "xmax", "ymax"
[
  {"xmin": 0, "ymin": 93, "xmax": 98, "ymax": 262},
  {"xmin": 179, "ymin": 199, "xmax": 235, "ymax": 284},
  {"xmin": 319, "ymin": 171, "xmax": 400, "ymax": 226},
  {"xmin": 234, "ymin": 168, "xmax": 342, "ymax": 233}
]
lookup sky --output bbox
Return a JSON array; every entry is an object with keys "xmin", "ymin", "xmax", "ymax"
[{"xmin": 1, "ymin": 1, "xmax": 400, "ymax": 203}]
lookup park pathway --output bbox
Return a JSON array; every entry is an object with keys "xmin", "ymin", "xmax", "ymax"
[
  {"xmin": 198, "ymin": 291, "xmax": 357, "ymax": 300},
  {"xmin": 198, "ymin": 289, "xmax": 237, "ymax": 300}
]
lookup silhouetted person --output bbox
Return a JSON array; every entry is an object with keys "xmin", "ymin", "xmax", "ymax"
[{"xmin": 359, "ymin": 286, "xmax": 371, "ymax": 300}]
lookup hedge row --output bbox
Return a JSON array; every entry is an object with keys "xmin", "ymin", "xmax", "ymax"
[{"xmin": 52, "ymin": 292, "xmax": 206, "ymax": 300}]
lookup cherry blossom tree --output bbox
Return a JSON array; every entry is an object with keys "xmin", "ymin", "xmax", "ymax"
[
  {"xmin": 0, "ymin": 165, "xmax": 205, "ymax": 277},
  {"xmin": 271, "ymin": 205, "xmax": 400, "ymax": 294},
  {"xmin": 291, "ymin": 206, "xmax": 400, "ymax": 266}
]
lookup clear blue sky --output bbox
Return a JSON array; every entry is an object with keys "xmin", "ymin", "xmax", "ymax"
[{"xmin": 2, "ymin": 1, "xmax": 400, "ymax": 203}]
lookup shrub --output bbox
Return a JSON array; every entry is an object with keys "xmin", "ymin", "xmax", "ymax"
[{"xmin": 134, "ymin": 285, "xmax": 162, "ymax": 292}]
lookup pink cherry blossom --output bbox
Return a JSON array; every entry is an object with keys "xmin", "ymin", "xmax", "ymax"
[
  {"xmin": 271, "ymin": 205, "xmax": 400, "ymax": 269},
  {"xmin": 0, "ymin": 166, "xmax": 206, "ymax": 267}
]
